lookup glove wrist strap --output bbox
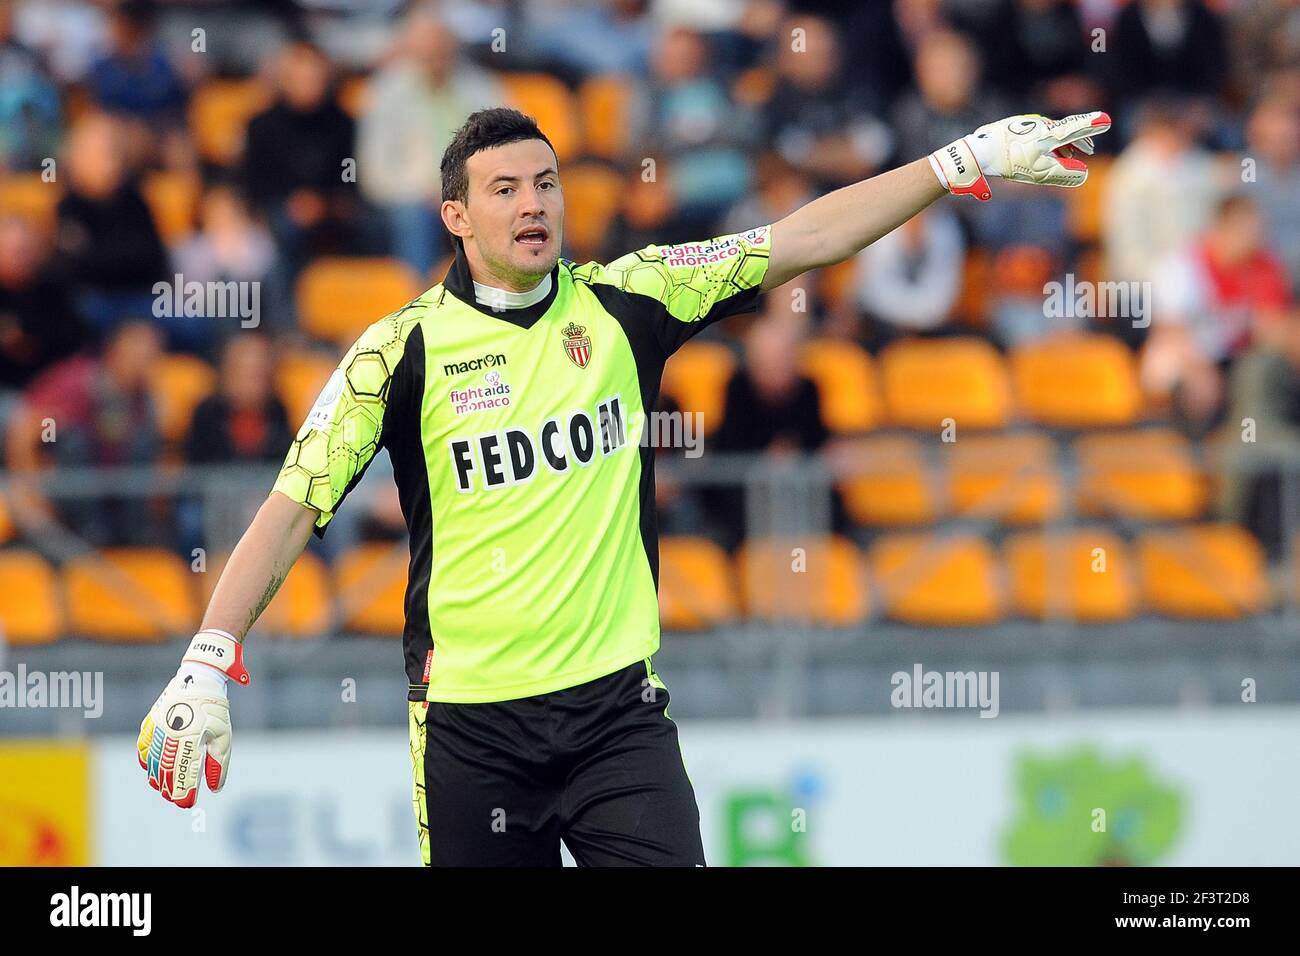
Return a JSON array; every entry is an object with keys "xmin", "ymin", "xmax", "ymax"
[
  {"xmin": 929, "ymin": 137, "xmax": 992, "ymax": 202},
  {"xmin": 183, "ymin": 629, "xmax": 251, "ymax": 686}
]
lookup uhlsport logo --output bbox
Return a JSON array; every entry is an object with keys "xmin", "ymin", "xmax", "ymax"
[{"xmin": 562, "ymin": 322, "xmax": 591, "ymax": 368}]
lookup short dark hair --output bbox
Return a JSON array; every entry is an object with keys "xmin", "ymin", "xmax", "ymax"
[{"xmin": 439, "ymin": 108, "xmax": 556, "ymax": 206}]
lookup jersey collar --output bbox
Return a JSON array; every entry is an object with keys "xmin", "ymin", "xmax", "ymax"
[{"xmin": 441, "ymin": 238, "xmax": 561, "ymax": 330}]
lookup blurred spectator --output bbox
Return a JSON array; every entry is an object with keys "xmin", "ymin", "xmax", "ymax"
[
  {"xmin": 56, "ymin": 112, "xmax": 169, "ymax": 335},
  {"xmin": 358, "ymin": 9, "xmax": 502, "ymax": 276},
  {"xmin": 629, "ymin": 26, "xmax": 752, "ymax": 224},
  {"xmin": 707, "ymin": 312, "xmax": 830, "ymax": 549},
  {"xmin": 5, "ymin": 319, "xmax": 163, "ymax": 546},
  {"xmin": 184, "ymin": 333, "xmax": 292, "ymax": 464},
  {"xmin": 172, "ymin": 183, "xmax": 278, "ymax": 321},
  {"xmin": 1103, "ymin": 97, "xmax": 1221, "ymax": 286},
  {"xmin": 0, "ymin": 0, "xmax": 62, "ymax": 171},
  {"xmin": 720, "ymin": 151, "xmax": 815, "ymax": 237},
  {"xmin": 1105, "ymin": 0, "xmax": 1228, "ymax": 109},
  {"xmin": 1244, "ymin": 95, "xmax": 1300, "ymax": 295},
  {"xmin": 1230, "ymin": 0, "xmax": 1300, "ymax": 102},
  {"xmin": 0, "ymin": 215, "xmax": 82, "ymax": 393},
  {"xmin": 892, "ymin": 29, "xmax": 1012, "ymax": 162},
  {"xmin": 854, "ymin": 206, "xmax": 964, "ymax": 350},
  {"xmin": 520, "ymin": 0, "xmax": 653, "ymax": 77},
  {"xmin": 987, "ymin": 244, "xmax": 1073, "ymax": 346},
  {"xmin": 242, "ymin": 41, "xmax": 361, "ymax": 291},
  {"xmin": 760, "ymin": 13, "xmax": 893, "ymax": 190},
  {"xmin": 1142, "ymin": 195, "xmax": 1291, "ymax": 432},
  {"xmin": 85, "ymin": 0, "xmax": 185, "ymax": 126}
]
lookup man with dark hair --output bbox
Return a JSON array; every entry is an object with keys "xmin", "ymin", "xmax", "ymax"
[{"xmin": 139, "ymin": 105, "xmax": 1111, "ymax": 866}]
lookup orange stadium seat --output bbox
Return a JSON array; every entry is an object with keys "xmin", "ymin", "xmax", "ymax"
[
  {"xmin": 1075, "ymin": 429, "xmax": 1208, "ymax": 520},
  {"xmin": 0, "ymin": 550, "xmax": 64, "ymax": 644},
  {"xmin": 879, "ymin": 337, "xmax": 1012, "ymax": 431},
  {"xmin": 338, "ymin": 75, "xmax": 370, "ymax": 117},
  {"xmin": 577, "ymin": 74, "xmax": 632, "ymax": 160},
  {"xmin": 64, "ymin": 548, "xmax": 197, "ymax": 640},
  {"xmin": 943, "ymin": 431, "xmax": 1061, "ymax": 524},
  {"xmin": 954, "ymin": 250, "xmax": 992, "ymax": 328},
  {"xmin": 736, "ymin": 536, "xmax": 869, "ymax": 626},
  {"xmin": 871, "ymin": 532, "xmax": 1003, "ymax": 625},
  {"xmin": 1011, "ymin": 333, "xmax": 1141, "ymax": 427},
  {"xmin": 731, "ymin": 66, "xmax": 776, "ymax": 106},
  {"xmin": 142, "ymin": 170, "xmax": 201, "ymax": 244},
  {"xmin": 188, "ymin": 77, "xmax": 272, "ymax": 165},
  {"xmin": 561, "ymin": 162, "xmax": 621, "ymax": 261},
  {"xmin": 277, "ymin": 352, "xmax": 339, "ymax": 427},
  {"xmin": 1066, "ymin": 155, "xmax": 1112, "ymax": 244},
  {"xmin": 658, "ymin": 536, "xmax": 738, "ymax": 630},
  {"xmin": 150, "ymin": 353, "xmax": 218, "ymax": 444},
  {"xmin": 661, "ymin": 340, "xmax": 736, "ymax": 435},
  {"xmin": 798, "ymin": 338, "xmax": 883, "ymax": 433},
  {"xmin": 1138, "ymin": 524, "xmax": 1269, "ymax": 618},
  {"xmin": 296, "ymin": 257, "xmax": 423, "ymax": 346},
  {"xmin": 818, "ymin": 258, "xmax": 858, "ymax": 311},
  {"xmin": 0, "ymin": 493, "xmax": 13, "ymax": 545},
  {"xmin": 838, "ymin": 434, "xmax": 936, "ymax": 526},
  {"xmin": 0, "ymin": 173, "xmax": 61, "ymax": 238},
  {"xmin": 498, "ymin": 73, "xmax": 580, "ymax": 162},
  {"xmin": 201, "ymin": 551, "xmax": 332, "ymax": 637},
  {"xmin": 335, "ymin": 542, "xmax": 408, "ymax": 635},
  {"xmin": 1005, "ymin": 528, "xmax": 1137, "ymax": 622}
]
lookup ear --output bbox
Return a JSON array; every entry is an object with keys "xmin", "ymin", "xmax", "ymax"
[{"xmin": 440, "ymin": 199, "xmax": 472, "ymax": 241}]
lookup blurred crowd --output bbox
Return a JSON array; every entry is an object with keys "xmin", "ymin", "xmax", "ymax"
[{"xmin": 0, "ymin": 0, "xmax": 1297, "ymax": 565}]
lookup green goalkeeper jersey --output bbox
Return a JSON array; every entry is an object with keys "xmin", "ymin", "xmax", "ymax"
[{"xmin": 271, "ymin": 227, "xmax": 772, "ymax": 702}]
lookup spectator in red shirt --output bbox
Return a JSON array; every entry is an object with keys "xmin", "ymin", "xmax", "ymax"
[{"xmin": 1142, "ymin": 193, "xmax": 1291, "ymax": 430}]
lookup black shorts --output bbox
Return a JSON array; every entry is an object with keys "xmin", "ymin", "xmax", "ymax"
[{"xmin": 406, "ymin": 657, "xmax": 705, "ymax": 867}]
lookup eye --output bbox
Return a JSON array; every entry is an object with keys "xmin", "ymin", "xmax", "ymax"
[
  {"xmin": 538, "ymin": 180, "xmax": 555, "ymax": 191},
  {"xmin": 497, "ymin": 186, "xmax": 514, "ymax": 196}
]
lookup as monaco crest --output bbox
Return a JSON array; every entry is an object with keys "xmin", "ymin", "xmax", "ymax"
[{"xmin": 562, "ymin": 322, "xmax": 592, "ymax": 369}]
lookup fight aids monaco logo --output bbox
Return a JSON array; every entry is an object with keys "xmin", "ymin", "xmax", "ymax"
[{"xmin": 562, "ymin": 322, "xmax": 592, "ymax": 369}]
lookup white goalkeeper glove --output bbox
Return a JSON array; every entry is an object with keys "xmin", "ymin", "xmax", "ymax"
[
  {"xmin": 137, "ymin": 628, "xmax": 250, "ymax": 809},
  {"xmin": 928, "ymin": 111, "xmax": 1112, "ymax": 201}
]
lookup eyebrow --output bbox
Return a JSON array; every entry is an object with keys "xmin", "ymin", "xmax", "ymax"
[{"xmin": 485, "ymin": 167, "xmax": 559, "ymax": 188}]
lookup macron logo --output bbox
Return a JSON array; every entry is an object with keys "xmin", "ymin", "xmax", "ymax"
[{"xmin": 50, "ymin": 886, "xmax": 152, "ymax": 937}]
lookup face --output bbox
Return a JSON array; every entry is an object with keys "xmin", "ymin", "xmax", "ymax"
[{"xmin": 443, "ymin": 138, "xmax": 564, "ymax": 291}]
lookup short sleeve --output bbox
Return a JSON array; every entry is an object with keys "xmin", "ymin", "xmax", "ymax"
[
  {"xmin": 596, "ymin": 225, "xmax": 772, "ymax": 355},
  {"xmin": 271, "ymin": 313, "xmax": 412, "ymax": 536}
]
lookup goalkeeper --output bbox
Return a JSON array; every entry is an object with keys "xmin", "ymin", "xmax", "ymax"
[{"xmin": 139, "ymin": 108, "xmax": 1110, "ymax": 865}]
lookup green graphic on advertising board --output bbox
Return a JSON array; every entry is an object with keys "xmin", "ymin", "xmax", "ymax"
[
  {"xmin": 1003, "ymin": 746, "xmax": 1184, "ymax": 866},
  {"xmin": 723, "ymin": 769, "xmax": 821, "ymax": 866}
]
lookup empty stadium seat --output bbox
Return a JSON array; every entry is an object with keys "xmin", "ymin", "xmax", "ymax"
[
  {"xmin": 141, "ymin": 171, "xmax": 201, "ymax": 244},
  {"xmin": 188, "ymin": 78, "xmax": 272, "ymax": 165},
  {"xmin": 0, "ymin": 173, "xmax": 61, "ymax": 238},
  {"xmin": 296, "ymin": 257, "xmax": 423, "ymax": 346},
  {"xmin": 871, "ymin": 532, "xmax": 1003, "ymax": 625},
  {"xmin": 335, "ymin": 543, "xmax": 408, "ymax": 635},
  {"xmin": 577, "ymin": 73, "xmax": 632, "ymax": 160},
  {"xmin": 64, "ymin": 548, "xmax": 196, "ymax": 640},
  {"xmin": 661, "ymin": 340, "xmax": 736, "ymax": 435},
  {"xmin": 1066, "ymin": 155, "xmax": 1112, "ymax": 244},
  {"xmin": 736, "ymin": 536, "xmax": 869, "ymax": 625},
  {"xmin": 150, "ymin": 353, "xmax": 218, "ymax": 444},
  {"xmin": 498, "ymin": 73, "xmax": 580, "ymax": 162},
  {"xmin": 879, "ymin": 337, "xmax": 1012, "ymax": 430},
  {"xmin": 798, "ymin": 339, "xmax": 883, "ymax": 433},
  {"xmin": 277, "ymin": 352, "xmax": 339, "ymax": 428},
  {"xmin": 838, "ymin": 435, "xmax": 936, "ymax": 526},
  {"xmin": 1011, "ymin": 333, "xmax": 1141, "ymax": 427},
  {"xmin": 954, "ymin": 250, "xmax": 992, "ymax": 328},
  {"xmin": 658, "ymin": 536, "xmax": 738, "ymax": 630},
  {"xmin": 1075, "ymin": 429, "xmax": 1208, "ymax": 520},
  {"xmin": 943, "ymin": 431, "xmax": 1061, "ymax": 524},
  {"xmin": 1138, "ymin": 523, "xmax": 1268, "ymax": 618},
  {"xmin": 0, "ymin": 550, "xmax": 64, "ymax": 644},
  {"xmin": 560, "ymin": 162, "xmax": 621, "ymax": 261},
  {"xmin": 0, "ymin": 493, "xmax": 12, "ymax": 545},
  {"xmin": 1004, "ymin": 528, "xmax": 1136, "ymax": 621},
  {"xmin": 201, "ymin": 551, "xmax": 332, "ymax": 637}
]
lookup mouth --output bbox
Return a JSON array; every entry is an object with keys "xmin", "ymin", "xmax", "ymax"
[{"xmin": 514, "ymin": 225, "xmax": 549, "ymax": 248}]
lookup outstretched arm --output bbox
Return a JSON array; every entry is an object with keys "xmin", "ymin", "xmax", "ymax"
[{"xmin": 763, "ymin": 111, "xmax": 1111, "ymax": 291}]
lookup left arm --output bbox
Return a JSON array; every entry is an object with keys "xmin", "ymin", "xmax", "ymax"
[{"xmin": 764, "ymin": 159, "xmax": 944, "ymax": 290}]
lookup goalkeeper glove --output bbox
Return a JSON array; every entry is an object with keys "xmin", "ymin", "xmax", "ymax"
[
  {"xmin": 137, "ymin": 628, "xmax": 250, "ymax": 809},
  {"xmin": 928, "ymin": 111, "xmax": 1112, "ymax": 201}
]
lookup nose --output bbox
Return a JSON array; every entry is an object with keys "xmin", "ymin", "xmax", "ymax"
[{"xmin": 516, "ymin": 184, "xmax": 545, "ymax": 219}]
